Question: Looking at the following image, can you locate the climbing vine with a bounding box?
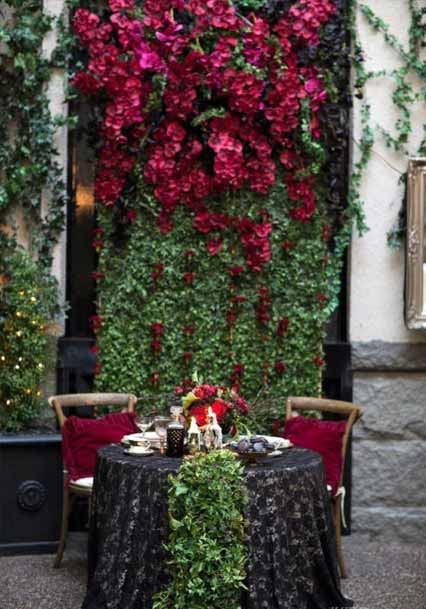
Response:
[349,0,426,248]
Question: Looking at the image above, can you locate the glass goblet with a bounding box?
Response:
[136,416,153,442]
[154,417,170,455]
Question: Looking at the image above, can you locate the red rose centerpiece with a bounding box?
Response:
[180,383,249,433]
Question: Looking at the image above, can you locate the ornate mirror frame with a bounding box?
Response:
[406,158,426,329]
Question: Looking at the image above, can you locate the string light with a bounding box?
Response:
[0,355,5,361]
[16,330,22,337]
[15,364,20,370]
[16,311,22,318]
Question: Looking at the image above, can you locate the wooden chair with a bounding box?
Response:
[49,392,137,568]
[285,397,362,579]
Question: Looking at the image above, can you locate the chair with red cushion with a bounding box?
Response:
[285,396,362,579]
[49,393,138,568]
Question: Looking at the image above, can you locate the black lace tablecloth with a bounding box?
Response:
[82,445,352,609]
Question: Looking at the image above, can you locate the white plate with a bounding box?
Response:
[122,432,161,446]
[239,435,292,450]
[124,448,155,456]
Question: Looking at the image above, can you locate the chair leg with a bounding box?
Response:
[54,487,74,568]
[334,498,347,579]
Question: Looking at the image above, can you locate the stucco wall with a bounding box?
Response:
[42,0,68,314]
[351,1,426,540]
[351,0,426,344]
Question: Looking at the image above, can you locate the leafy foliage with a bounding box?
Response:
[0,1,65,430]
[96,178,331,429]
[0,239,59,431]
[153,450,247,609]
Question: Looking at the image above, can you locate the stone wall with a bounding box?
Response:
[351,1,426,541]
[351,342,426,540]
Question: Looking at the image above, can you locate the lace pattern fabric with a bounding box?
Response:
[82,445,352,609]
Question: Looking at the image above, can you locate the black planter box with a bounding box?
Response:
[0,433,62,555]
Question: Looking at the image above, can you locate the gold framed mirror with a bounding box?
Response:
[406,158,426,329]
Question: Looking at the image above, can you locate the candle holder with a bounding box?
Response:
[187,416,201,455]
[166,408,185,457]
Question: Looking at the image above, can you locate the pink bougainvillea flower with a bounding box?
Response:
[109,0,134,12]
[72,71,101,95]
[156,22,183,43]
[227,266,244,276]
[207,239,223,256]
[136,42,165,71]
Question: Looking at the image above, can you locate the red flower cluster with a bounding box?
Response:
[187,399,229,427]
[72,0,335,273]
[277,317,289,337]
[256,287,272,325]
[151,262,164,283]
[180,383,249,427]
[150,322,164,354]
[89,315,103,332]
[289,0,336,45]
[274,360,287,375]
[230,362,244,391]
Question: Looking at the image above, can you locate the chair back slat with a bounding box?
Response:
[49,393,137,429]
[285,396,362,487]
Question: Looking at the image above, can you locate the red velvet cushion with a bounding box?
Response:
[62,412,137,482]
[284,416,346,495]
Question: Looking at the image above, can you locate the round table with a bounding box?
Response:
[82,445,352,609]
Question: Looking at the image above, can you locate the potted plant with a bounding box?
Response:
[0,243,63,555]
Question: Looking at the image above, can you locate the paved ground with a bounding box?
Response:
[0,533,425,609]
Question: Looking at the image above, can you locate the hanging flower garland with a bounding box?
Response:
[72,0,335,273]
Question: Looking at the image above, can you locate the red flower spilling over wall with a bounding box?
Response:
[72,0,335,273]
